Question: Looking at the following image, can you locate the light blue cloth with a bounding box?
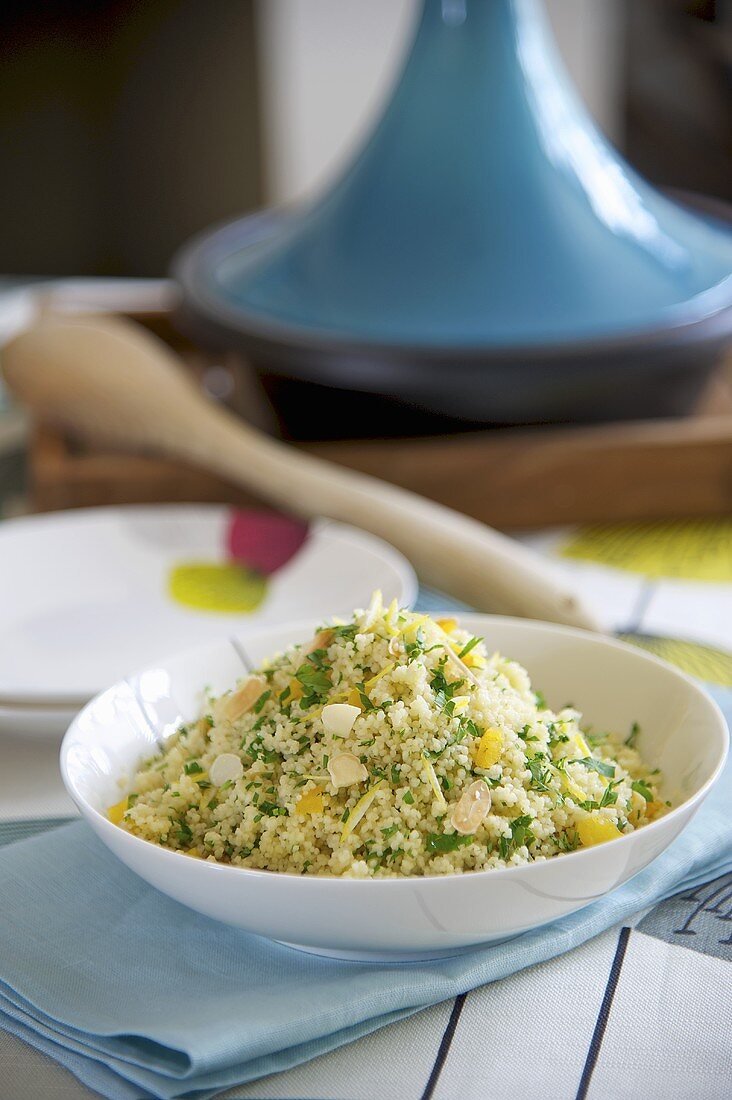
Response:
[0,676,729,1100]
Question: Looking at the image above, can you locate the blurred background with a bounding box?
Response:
[1,0,729,277]
[0,0,730,526]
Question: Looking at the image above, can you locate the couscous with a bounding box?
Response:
[111,595,668,877]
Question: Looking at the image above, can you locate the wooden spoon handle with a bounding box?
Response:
[2,314,600,629]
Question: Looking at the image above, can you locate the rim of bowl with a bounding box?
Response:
[60,614,730,887]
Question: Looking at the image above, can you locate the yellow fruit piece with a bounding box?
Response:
[463,652,486,670]
[296,789,325,815]
[107,797,128,825]
[289,678,304,702]
[347,688,363,710]
[185,847,201,858]
[473,728,503,769]
[646,800,664,820]
[437,618,458,634]
[578,816,623,847]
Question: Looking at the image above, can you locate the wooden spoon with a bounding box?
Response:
[2,313,600,629]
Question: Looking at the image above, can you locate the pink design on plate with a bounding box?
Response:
[226,510,310,576]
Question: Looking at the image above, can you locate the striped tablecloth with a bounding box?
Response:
[2,522,731,1099]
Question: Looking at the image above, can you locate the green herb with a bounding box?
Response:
[526,755,552,792]
[253,689,271,714]
[625,721,641,748]
[425,832,474,853]
[403,791,415,805]
[381,824,399,839]
[631,779,654,802]
[390,765,400,784]
[196,779,211,790]
[219,779,234,792]
[573,756,616,779]
[555,829,580,853]
[457,635,483,660]
[279,685,291,703]
[499,815,535,860]
[323,754,330,769]
[586,730,608,748]
[534,690,547,709]
[259,801,287,817]
[598,780,621,808]
[341,807,350,822]
[203,714,214,728]
[405,626,425,660]
[183,760,203,775]
[440,774,453,792]
[175,821,193,846]
[295,661,331,706]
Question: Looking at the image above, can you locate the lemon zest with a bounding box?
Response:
[422,755,447,807]
[365,662,395,690]
[340,780,386,843]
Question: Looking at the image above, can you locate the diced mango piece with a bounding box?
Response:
[473,728,503,769]
[107,797,128,825]
[289,677,304,702]
[346,687,363,711]
[296,789,325,815]
[577,816,623,847]
[646,800,664,820]
[437,618,458,634]
[463,652,486,670]
[185,847,201,858]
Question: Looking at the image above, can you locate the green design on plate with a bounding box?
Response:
[169,562,267,613]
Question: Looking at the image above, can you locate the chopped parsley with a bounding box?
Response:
[402,790,415,805]
[625,721,641,748]
[259,801,287,817]
[253,689,271,714]
[526,754,553,792]
[457,635,483,660]
[381,824,399,839]
[631,778,654,802]
[572,756,616,780]
[425,832,473,853]
[183,760,203,775]
[499,815,535,860]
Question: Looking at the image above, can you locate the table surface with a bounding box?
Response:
[2,523,732,1099]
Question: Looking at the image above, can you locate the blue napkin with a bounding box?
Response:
[1,690,730,1100]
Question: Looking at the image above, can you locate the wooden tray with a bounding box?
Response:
[29,313,732,530]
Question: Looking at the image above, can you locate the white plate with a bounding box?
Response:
[0,504,416,713]
[61,614,728,960]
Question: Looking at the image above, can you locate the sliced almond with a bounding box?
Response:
[303,628,335,657]
[450,780,492,835]
[217,675,268,723]
[322,703,360,737]
[209,752,244,787]
[327,751,368,788]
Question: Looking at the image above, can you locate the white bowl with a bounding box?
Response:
[61,615,728,960]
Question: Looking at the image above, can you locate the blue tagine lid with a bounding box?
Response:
[175,0,732,424]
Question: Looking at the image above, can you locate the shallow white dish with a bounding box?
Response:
[0,504,416,730]
[61,615,728,960]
